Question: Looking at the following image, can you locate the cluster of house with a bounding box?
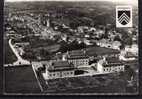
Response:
[32,47,126,80]
[97,39,121,50]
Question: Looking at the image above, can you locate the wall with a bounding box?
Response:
[68,58,89,67]
[46,70,74,79]
[103,65,125,73]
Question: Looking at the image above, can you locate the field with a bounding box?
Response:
[4,38,17,64]
[4,63,138,94]
[4,65,41,94]
[37,70,138,94]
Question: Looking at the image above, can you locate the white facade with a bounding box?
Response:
[46,70,75,79]
[46,19,50,27]
[32,62,43,70]
[68,58,89,67]
[97,59,125,73]
[32,61,49,70]
[97,60,104,73]
[103,65,124,73]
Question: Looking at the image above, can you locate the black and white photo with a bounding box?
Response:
[3,0,138,95]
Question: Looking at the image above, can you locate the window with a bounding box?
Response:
[67,72,69,75]
[120,67,124,71]
[64,72,67,76]
[53,73,55,76]
[57,73,60,76]
[104,69,106,71]
[118,67,121,70]
[70,71,73,74]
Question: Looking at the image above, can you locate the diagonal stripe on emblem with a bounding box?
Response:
[119,17,129,23]
[119,16,129,24]
[119,15,129,23]
[118,13,130,20]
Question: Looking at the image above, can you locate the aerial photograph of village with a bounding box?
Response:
[3,0,138,95]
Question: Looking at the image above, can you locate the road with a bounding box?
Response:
[31,64,44,92]
[9,39,30,65]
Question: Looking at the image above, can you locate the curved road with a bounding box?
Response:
[9,39,30,65]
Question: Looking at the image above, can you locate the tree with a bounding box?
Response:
[124,36,132,45]
[119,42,125,50]
[114,35,121,41]
[22,51,36,60]
[40,48,50,58]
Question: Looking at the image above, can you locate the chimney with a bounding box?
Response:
[62,54,67,61]
[103,56,106,62]
[83,50,86,54]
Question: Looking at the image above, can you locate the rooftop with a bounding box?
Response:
[103,57,124,67]
[48,61,75,72]
[103,63,124,67]
[125,52,137,58]
[67,55,89,59]
[85,46,120,56]
[68,50,86,56]
[67,50,89,59]
[62,46,120,60]
[106,57,123,64]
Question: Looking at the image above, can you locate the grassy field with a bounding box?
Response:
[4,65,138,94]
[41,71,138,94]
[4,65,41,94]
[44,74,127,94]
[4,38,17,64]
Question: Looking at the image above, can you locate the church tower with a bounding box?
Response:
[46,14,50,27]
[46,19,50,27]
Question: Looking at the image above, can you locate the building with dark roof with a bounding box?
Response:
[124,52,137,59]
[46,61,76,79]
[85,46,120,58]
[59,46,120,67]
[62,50,90,67]
[97,57,125,73]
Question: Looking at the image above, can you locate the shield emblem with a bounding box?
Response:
[118,11,130,25]
[116,6,132,27]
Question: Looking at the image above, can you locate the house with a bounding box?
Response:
[97,57,125,73]
[97,39,121,50]
[32,61,50,70]
[119,51,137,61]
[96,30,104,38]
[45,61,75,79]
[89,27,96,32]
[124,52,137,60]
[125,44,138,56]
[83,39,93,45]
[112,41,121,50]
[77,26,89,33]
[97,39,109,47]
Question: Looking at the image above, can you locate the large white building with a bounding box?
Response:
[45,61,75,79]
[62,50,90,67]
[97,57,125,73]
